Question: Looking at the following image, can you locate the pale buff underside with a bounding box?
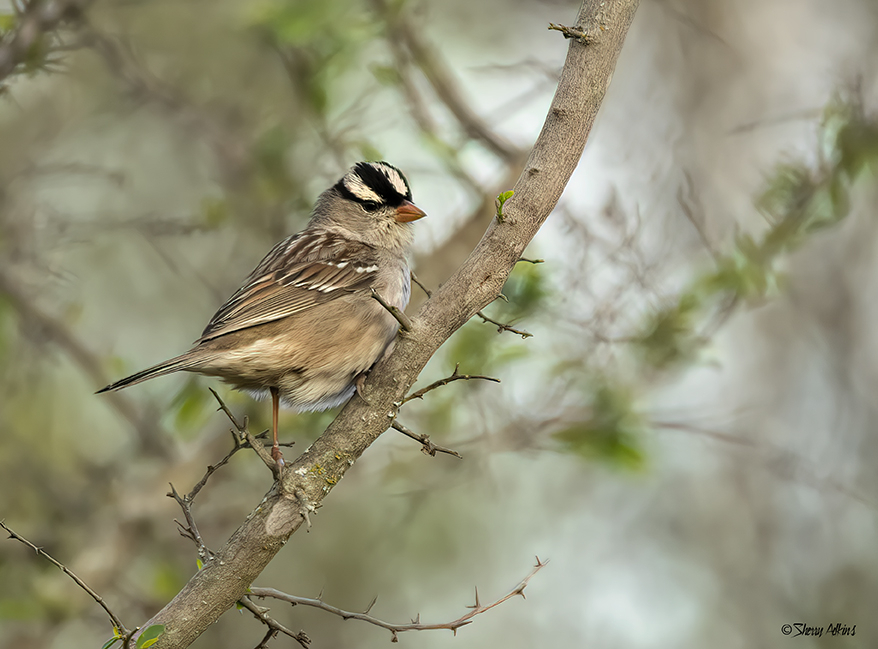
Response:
[194,294,398,411]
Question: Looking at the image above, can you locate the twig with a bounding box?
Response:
[0,268,172,458]
[391,421,462,459]
[401,364,499,405]
[0,0,92,84]
[412,272,532,338]
[475,311,533,338]
[517,257,544,264]
[249,558,548,641]
[410,270,432,298]
[548,22,593,44]
[253,628,277,649]
[168,483,212,562]
[371,0,521,163]
[209,388,283,479]
[237,597,310,649]
[677,171,719,261]
[0,520,131,638]
[371,288,413,332]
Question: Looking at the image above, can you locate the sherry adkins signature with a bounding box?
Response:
[781,623,856,637]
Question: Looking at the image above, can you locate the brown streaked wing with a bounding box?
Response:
[197,232,378,342]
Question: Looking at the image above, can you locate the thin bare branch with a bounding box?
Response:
[391,421,462,459]
[371,288,413,332]
[208,388,282,478]
[410,270,432,298]
[237,597,310,649]
[413,271,533,338]
[475,310,533,338]
[0,520,129,635]
[371,0,522,163]
[401,364,500,405]
[0,268,172,458]
[249,558,547,641]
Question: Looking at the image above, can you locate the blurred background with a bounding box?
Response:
[1,0,877,647]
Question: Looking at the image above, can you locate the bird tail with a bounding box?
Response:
[96,351,207,393]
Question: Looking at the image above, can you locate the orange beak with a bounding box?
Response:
[395,200,427,223]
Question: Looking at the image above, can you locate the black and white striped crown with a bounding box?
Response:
[335,161,412,209]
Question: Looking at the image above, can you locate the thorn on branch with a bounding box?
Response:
[248,558,547,641]
[391,421,462,459]
[0,520,130,637]
[475,310,533,338]
[401,363,500,405]
[371,288,413,332]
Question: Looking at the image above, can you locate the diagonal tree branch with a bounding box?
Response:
[138,1,640,645]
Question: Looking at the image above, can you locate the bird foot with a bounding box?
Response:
[271,444,286,471]
[355,373,370,403]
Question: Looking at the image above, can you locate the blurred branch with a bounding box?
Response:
[79,26,250,185]
[136,1,640,644]
[0,267,172,458]
[370,0,522,163]
[0,520,134,644]
[0,0,91,84]
[391,420,462,459]
[249,557,547,642]
[401,363,499,405]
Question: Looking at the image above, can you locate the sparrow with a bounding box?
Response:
[98,161,426,467]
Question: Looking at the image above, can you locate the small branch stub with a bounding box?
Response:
[371,288,413,332]
[548,22,594,44]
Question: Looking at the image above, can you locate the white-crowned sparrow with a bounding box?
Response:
[98,161,426,466]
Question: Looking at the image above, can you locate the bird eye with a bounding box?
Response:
[362,200,380,212]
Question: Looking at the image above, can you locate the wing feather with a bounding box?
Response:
[197,230,378,342]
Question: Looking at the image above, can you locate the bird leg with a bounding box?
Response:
[270,386,285,469]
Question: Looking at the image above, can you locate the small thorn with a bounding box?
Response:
[364,595,378,614]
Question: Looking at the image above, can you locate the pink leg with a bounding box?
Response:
[270,387,284,468]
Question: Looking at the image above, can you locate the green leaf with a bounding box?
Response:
[369,64,401,86]
[196,558,203,571]
[495,189,514,220]
[553,382,645,469]
[0,13,16,33]
[136,625,165,649]
[100,636,122,649]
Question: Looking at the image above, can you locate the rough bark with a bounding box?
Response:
[142,0,641,645]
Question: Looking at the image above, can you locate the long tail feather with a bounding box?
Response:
[96,351,205,393]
